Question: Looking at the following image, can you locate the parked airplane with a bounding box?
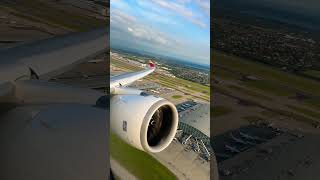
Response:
[230,132,247,145]
[230,132,256,146]
[110,62,178,153]
[225,144,241,153]
[239,130,268,142]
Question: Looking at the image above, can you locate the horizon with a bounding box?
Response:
[110,0,210,65]
[111,46,210,68]
[216,0,320,31]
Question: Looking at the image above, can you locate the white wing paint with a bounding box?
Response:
[110,61,155,92]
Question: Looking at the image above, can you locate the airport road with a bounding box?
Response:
[110,158,137,180]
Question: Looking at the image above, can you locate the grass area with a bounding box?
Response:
[212,84,232,95]
[278,109,319,125]
[242,115,263,124]
[304,98,320,109]
[260,106,320,126]
[228,85,273,100]
[111,59,142,71]
[214,51,320,125]
[112,59,210,101]
[179,87,196,95]
[214,84,318,125]
[301,70,320,79]
[241,80,294,97]
[171,95,183,99]
[1,1,106,31]
[213,51,320,96]
[200,94,210,100]
[110,133,177,180]
[153,77,210,101]
[211,106,233,117]
[248,109,319,126]
[286,105,320,120]
[260,110,279,118]
[155,75,210,94]
[214,67,239,80]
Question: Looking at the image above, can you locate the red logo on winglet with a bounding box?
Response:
[149,61,155,68]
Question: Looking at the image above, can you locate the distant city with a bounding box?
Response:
[214,14,320,75]
[112,48,210,85]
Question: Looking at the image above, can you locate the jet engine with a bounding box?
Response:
[110,94,178,153]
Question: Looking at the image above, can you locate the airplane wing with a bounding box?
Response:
[0,28,110,180]
[110,61,155,91]
[0,27,108,82]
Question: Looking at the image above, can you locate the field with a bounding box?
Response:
[301,70,320,79]
[172,95,183,99]
[212,105,233,117]
[110,133,177,180]
[0,0,106,31]
[227,85,273,101]
[286,105,320,120]
[111,57,210,101]
[213,50,320,129]
[214,51,320,97]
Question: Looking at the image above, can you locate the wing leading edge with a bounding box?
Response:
[110,61,155,91]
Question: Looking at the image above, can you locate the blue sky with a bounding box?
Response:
[110,0,210,65]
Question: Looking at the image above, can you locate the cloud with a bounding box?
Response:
[111,0,210,64]
[111,9,174,46]
[138,7,178,25]
[150,0,193,18]
[188,18,207,28]
[137,0,209,28]
[110,0,130,10]
[195,0,210,15]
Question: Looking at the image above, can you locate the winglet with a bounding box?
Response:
[149,60,155,69]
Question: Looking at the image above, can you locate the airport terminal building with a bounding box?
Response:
[176,101,211,160]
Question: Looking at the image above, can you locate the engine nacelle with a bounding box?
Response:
[110,94,178,153]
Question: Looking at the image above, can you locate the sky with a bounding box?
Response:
[110,0,210,65]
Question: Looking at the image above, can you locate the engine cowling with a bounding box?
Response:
[110,94,178,153]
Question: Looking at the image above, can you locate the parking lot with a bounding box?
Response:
[212,125,281,163]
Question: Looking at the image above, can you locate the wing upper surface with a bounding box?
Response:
[110,67,154,90]
[0,28,109,80]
